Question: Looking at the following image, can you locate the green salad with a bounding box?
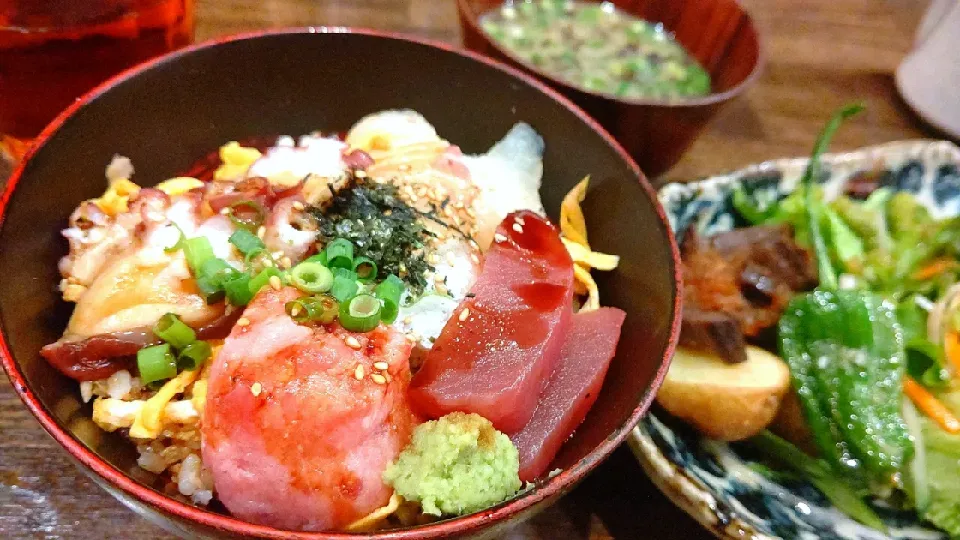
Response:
[671,104,960,536]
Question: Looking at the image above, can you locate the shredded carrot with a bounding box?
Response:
[912,258,958,281]
[904,376,960,434]
[945,331,960,375]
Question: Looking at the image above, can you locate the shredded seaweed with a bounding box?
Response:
[312,180,433,294]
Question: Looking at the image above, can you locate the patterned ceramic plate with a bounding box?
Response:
[628,140,960,540]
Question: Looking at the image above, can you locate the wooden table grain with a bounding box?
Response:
[0,0,944,538]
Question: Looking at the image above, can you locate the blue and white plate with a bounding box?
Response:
[629,140,960,540]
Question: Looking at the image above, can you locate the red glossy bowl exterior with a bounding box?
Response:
[0,29,681,538]
[458,0,764,178]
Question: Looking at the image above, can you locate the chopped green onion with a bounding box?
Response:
[195,257,234,304]
[153,313,196,349]
[183,236,215,274]
[222,272,254,306]
[374,274,404,323]
[285,295,339,324]
[305,250,328,266]
[137,344,177,385]
[165,225,186,253]
[248,267,283,297]
[290,262,334,293]
[330,272,359,302]
[339,294,382,332]
[229,229,265,257]
[177,340,212,371]
[352,257,378,282]
[325,238,355,270]
[227,200,266,231]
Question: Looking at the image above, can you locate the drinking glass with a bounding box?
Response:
[0,0,195,164]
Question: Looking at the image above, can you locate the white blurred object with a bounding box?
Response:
[895,0,960,139]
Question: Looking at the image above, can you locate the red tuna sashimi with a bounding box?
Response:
[202,287,421,531]
[511,307,626,481]
[409,210,574,432]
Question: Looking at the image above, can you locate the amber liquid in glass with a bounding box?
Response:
[0,0,194,159]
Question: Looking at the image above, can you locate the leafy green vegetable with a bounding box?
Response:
[777,103,914,493]
[897,299,951,389]
[824,206,865,272]
[830,189,892,252]
[915,407,960,536]
[780,290,912,488]
[750,431,887,531]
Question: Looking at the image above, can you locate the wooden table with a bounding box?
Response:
[0,0,943,538]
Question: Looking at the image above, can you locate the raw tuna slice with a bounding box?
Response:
[409,210,574,432]
[511,307,626,481]
[202,286,421,531]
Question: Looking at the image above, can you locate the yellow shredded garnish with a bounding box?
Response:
[560,176,590,246]
[573,264,601,311]
[213,141,262,181]
[346,493,403,532]
[559,176,618,311]
[156,176,204,196]
[561,238,620,271]
[129,368,199,439]
[93,178,141,216]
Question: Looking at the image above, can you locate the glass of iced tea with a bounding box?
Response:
[0,0,195,164]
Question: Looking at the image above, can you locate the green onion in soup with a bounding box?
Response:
[480,1,712,100]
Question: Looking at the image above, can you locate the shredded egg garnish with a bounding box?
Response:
[128,368,200,439]
[560,177,619,311]
[213,141,262,181]
[93,178,141,216]
[156,176,204,197]
[346,493,403,532]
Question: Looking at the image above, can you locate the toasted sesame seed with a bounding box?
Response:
[355,170,368,178]
[257,226,266,239]
[406,334,418,343]
[434,273,445,283]
[494,233,507,243]
[290,305,301,317]
[345,336,361,349]
[292,201,305,211]
[251,382,262,396]
[272,250,284,259]
[219,208,231,215]
[371,373,387,385]
[403,316,413,325]
[428,254,439,265]
[373,361,389,371]
[354,364,365,380]
[512,223,523,233]
[459,308,470,322]
[280,256,293,269]
[384,209,393,217]
[516,216,526,226]
[263,259,275,268]
[409,194,419,203]
[269,275,282,290]
[471,253,480,264]
[446,252,457,265]
[236,317,250,327]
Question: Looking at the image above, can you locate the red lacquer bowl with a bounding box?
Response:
[458,0,764,178]
[0,29,681,538]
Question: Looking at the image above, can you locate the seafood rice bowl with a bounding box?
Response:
[41,109,629,532]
